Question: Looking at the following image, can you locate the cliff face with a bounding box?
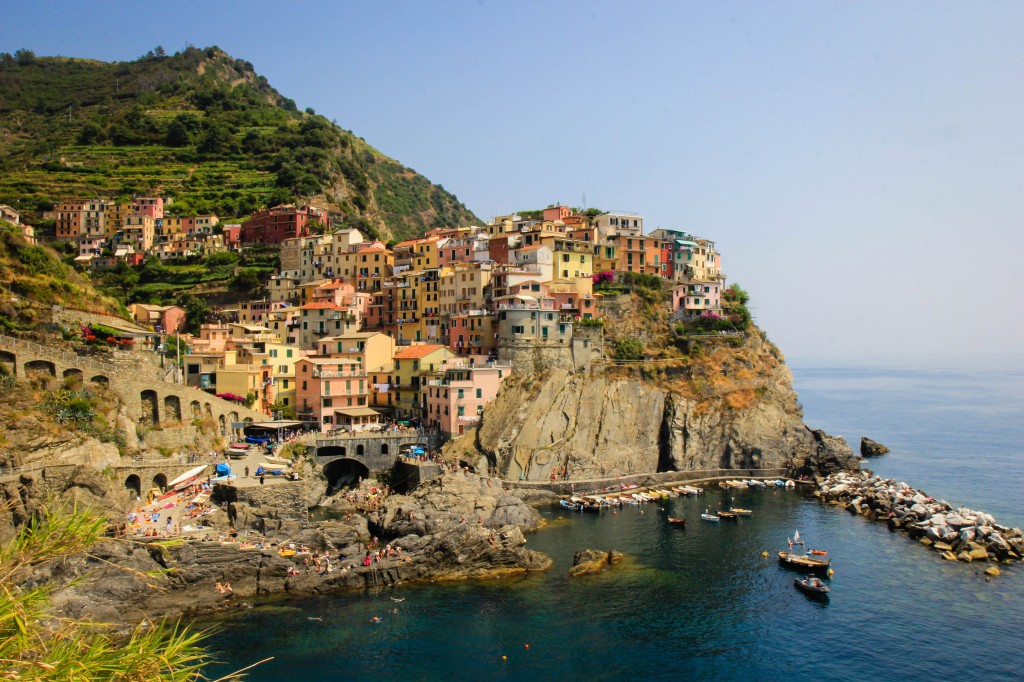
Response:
[478,331,856,480]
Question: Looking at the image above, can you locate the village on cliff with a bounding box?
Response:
[19,198,731,437]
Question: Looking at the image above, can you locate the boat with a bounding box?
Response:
[778,551,831,575]
[278,548,296,557]
[228,442,251,450]
[731,508,753,516]
[667,517,687,528]
[225,447,249,459]
[794,576,830,600]
[808,549,828,556]
[717,510,738,520]
[701,510,720,522]
[560,499,582,511]
[264,456,292,466]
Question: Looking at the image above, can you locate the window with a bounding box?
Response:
[458,389,464,399]
[457,406,465,416]
[323,398,333,407]
[476,388,482,399]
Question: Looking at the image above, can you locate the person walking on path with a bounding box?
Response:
[244,466,250,478]
[259,473,265,485]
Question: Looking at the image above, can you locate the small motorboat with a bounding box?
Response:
[560,499,582,511]
[701,510,720,522]
[667,517,687,528]
[731,508,753,516]
[794,576,830,599]
[778,551,831,575]
[717,510,738,520]
[808,549,828,556]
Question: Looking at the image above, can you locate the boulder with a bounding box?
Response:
[940,551,957,561]
[985,566,1001,577]
[860,437,890,457]
[568,549,624,577]
[958,552,973,562]
[933,541,953,552]
[968,548,989,561]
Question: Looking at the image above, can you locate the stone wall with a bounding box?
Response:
[50,306,140,333]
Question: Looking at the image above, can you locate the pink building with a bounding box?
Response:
[295,357,379,431]
[671,281,723,317]
[542,205,572,222]
[131,197,164,219]
[424,360,511,436]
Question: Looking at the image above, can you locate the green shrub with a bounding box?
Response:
[614,338,645,361]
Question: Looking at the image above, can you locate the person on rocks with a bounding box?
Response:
[245,466,250,478]
[260,473,265,485]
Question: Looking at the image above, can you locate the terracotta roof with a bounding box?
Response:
[393,344,447,359]
[299,302,345,310]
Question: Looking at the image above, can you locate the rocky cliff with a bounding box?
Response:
[478,330,856,480]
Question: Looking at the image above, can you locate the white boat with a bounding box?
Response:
[167,465,207,488]
[701,509,720,522]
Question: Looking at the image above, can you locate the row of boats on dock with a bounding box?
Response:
[559,484,706,511]
[720,479,795,489]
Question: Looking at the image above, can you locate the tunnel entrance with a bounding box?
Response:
[322,458,370,492]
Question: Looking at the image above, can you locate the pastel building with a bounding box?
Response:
[424,360,512,436]
[295,357,379,431]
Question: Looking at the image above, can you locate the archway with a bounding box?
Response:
[25,359,55,377]
[89,374,109,387]
[163,395,182,422]
[152,472,168,491]
[356,444,365,457]
[0,350,15,376]
[218,414,226,434]
[62,368,84,385]
[322,458,370,492]
[204,403,213,419]
[318,445,347,459]
[190,400,202,418]
[124,474,141,498]
[381,444,389,455]
[141,390,160,424]
[228,411,239,423]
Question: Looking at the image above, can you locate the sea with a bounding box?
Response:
[205,363,1024,681]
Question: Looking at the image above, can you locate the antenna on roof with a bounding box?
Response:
[582,194,587,211]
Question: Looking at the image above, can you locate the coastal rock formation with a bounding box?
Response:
[569,549,624,576]
[860,437,890,457]
[45,470,549,623]
[816,471,1024,565]
[479,332,858,481]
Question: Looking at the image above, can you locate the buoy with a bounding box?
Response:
[827,568,834,577]
[502,655,507,661]
[761,551,768,558]
[524,644,530,649]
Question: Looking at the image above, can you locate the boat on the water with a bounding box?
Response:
[717,510,738,520]
[794,576,830,599]
[731,508,753,516]
[808,549,828,556]
[778,551,831,575]
[667,517,687,528]
[560,499,582,511]
[701,509,720,522]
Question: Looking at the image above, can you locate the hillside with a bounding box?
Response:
[0,220,123,330]
[0,47,479,241]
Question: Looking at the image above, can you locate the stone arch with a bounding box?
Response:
[318,445,348,459]
[218,414,226,434]
[62,367,84,384]
[0,350,15,376]
[204,403,213,419]
[190,400,202,418]
[322,458,369,492]
[244,417,254,425]
[163,395,182,423]
[89,374,109,387]
[124,474,141,498]
[25,359,55,377]
[228,411,239,424]
[152,472,168,491]
[141,390,160,424]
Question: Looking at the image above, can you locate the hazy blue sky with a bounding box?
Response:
[4,1,1023,365]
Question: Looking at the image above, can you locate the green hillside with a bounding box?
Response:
[0,47,479,241]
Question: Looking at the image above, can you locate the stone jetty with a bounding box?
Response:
[816,471,1023,565]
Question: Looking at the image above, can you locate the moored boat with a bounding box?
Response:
[717,510,738,520]
[701,509,720,522]
[667,517,687,528]
[731,508,753,516]
[560,499,582,511]
[778,551,831,575]
[794,576,830,600]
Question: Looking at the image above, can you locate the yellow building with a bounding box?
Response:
[550,238,594,281]
[264,342,303,417]
[389,344,455,421]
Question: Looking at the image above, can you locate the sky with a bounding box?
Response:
[3,1,1023,366]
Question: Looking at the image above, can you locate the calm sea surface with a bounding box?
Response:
[206,365,1024,681]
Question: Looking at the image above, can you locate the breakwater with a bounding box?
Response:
[816,470,1024,567]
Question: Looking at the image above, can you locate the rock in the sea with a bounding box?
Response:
[860,437,890,457]
[569,549,624,577]
[985,566,1001,577]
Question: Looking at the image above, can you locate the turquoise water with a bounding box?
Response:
[206,366,1024,681]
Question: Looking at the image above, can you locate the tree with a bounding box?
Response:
[165,120,192,147]
[0,501,222,680]
[14,48,35,66]
[231,269,262,294]
[78,121,105,145]
[613,338,645,361]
